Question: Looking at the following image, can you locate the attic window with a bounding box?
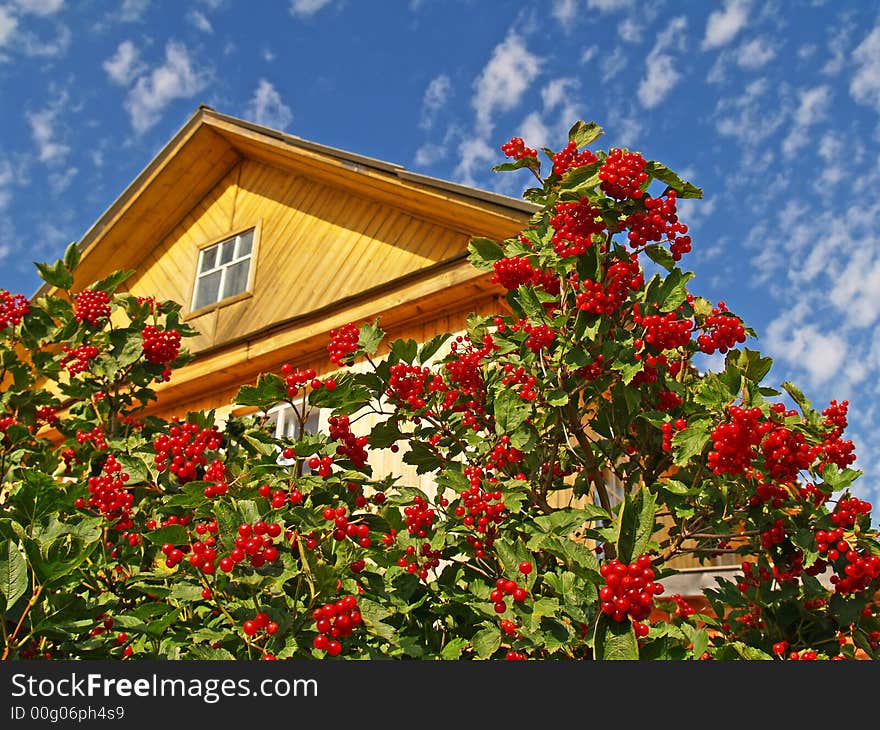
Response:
[191,227,255,311]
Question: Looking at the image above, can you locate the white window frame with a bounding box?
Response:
[264,403,321,468]
[190,224,259,313]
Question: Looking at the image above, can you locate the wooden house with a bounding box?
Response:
[40,105,735,601]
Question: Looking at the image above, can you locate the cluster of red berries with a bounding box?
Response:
[219,521,283,572]
[153,421,224,482]
[490,256,558,294]
[328,414,369,469]
[821,400,857,471]
[707,406,772,476]
[656,388,683,412]
[74,289,111,326]
[35,405,58,425]
[552,140,597,177]
[258,482,290,509]
[312,595,361,656]
[327,323,360,366]
[396,541,441,580]
[633,308,693,352]
[386,362,439,411]
[599,148,647,199]
[697,302,746,354]
[279,363,336,398]
[60,344,100,376]
[661,418,687,451]
[403,495,437,538]
[75,426,108,450]
[76,453,133,530]
[141,325,181,364]
[829,496,872,529]
[307,454,334,477]
[573,257,643,315]
[599,555,664,636]
[760,425,821,483]
[625,190,691,259]
[550,198,605,258]
[0,290,30,329]
[490,571,530,614]
[485,435,524,472]
[521,320,555,352]
[242,611,279,638]
[322,504,371,546]
[501,363,538,401]
[501,136,537,161]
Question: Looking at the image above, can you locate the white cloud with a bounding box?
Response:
[638,16,687,109]
[781,85,831,158]
[187,9,213,33]
[472,32,542,137]
[103,40,144,86]
[618,17,642,43]
[48,166,77,193]
[13,0,64,15]
[289,0,333,18]
[580,45,598,64]
[118,0,149,22]
[702,0,750,50]
[27,101,69,163]
[245,79,293,130]
[125,41,210,134]
[587,0,632,10]
[413,142,447,167]
[601,45,627,84]
[850,25,880,112]
[551,0,577,24]
[419,74,451,131]
[0,8,17,47]
[715,78,787,144]
[541,77,576,113]
[736,37,776,69]
[765,319,848,388]
[453,137,496,187]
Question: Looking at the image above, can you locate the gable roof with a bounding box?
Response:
[37,105,537,298]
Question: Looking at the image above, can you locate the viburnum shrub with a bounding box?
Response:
[1,120,879,662]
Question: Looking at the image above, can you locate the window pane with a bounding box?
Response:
[224,260,250,297]
[220,238,236,265]
[199,244,218,273]
[237,229,254,258]
[193,270,221,309]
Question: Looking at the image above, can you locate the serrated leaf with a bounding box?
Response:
[358,319,385,355]
[568,120,604,149]
[615,486,656,565]
[593,613,638,660]
[402,441,443,475]
[91,269,134,294]
[644,244,675,272]
[471,626,501,659]
[143,524,189,545]
[730,641,772,660]
[467,237,505,272]
[35,259,74,290]
[440,637,469,660]
[0,540,28,612]
[671,418,712,466]
[63,241,81,271]
[187,645,235,660]
[494,387,530,434]
[646,161,702,199]
[418,333,451,364]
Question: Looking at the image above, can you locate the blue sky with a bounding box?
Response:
[1,0,879,508]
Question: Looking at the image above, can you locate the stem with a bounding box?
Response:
[1,584,42,661]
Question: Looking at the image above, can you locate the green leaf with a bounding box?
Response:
[389,338,418,364]
[0,540,28,612]
[418,333,451,364]
[568,120,604,149]
[471,626,501,659]
[671,418,712,467]
[143,524,189,545]
[63,241,81,271]
[440,637,469,660]
[493,387,530,434]
[467,237,505,272]
[615,486,656,565]
[187,645,235,660]
[358,319,385,355]
[91,269,134,294]
[593,613,638,660]
[781,381,813,414]
[644,244,675,272]
[730,642,772,660]
[645,161,702,199]
[235,373,287,409]
[402,441,443,475]
[35,259,74,290]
